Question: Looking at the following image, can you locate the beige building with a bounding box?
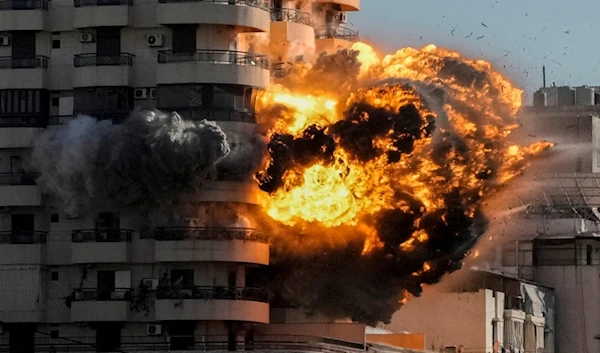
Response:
[0,0,361,352]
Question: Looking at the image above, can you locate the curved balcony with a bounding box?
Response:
[71,229,133,264]
[0,231,46,265]
[0,56,48,89]
[156,50,269,88]
[0,172,41,207]
[315,25,359,41]
[153,227,269,264]
[0,0,48,31]
[71,288,131,322]
[73,53,134,87]
[155,286,269,323]
[157,0,270,32]
[270,8,311,26]
[314,0,360,11]
[73,0,132,28]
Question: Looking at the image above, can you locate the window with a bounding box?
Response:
[168,322,194,350]
[51,40,60,49]
[586,244,593,265]
[95,213,120,241]
[156,84,202,110]
[50,213,59,223]
[96,28,121,57]
[8,324,34,353]
[11,31,36,59]
[73,87,133,118]
[0,89,49,117]
[11,214,34,243]
[51,271,59,281]
[96,324,121,352]
[170,269,194,287]
[51,97,59,107]
[50,330,59,339]
[97,271,116,300]
[172,25,196,53]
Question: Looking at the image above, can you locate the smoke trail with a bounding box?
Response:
[30,110,230,217]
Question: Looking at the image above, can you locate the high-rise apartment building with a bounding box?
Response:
[0,0,360,352]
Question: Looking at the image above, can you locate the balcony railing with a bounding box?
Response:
[0,55,48,69]
[152,227,268,243]
[72,288,131,301]
[0,115,48,127]
[270,8,311,26]
[157,49,269,69]
[73,53,134,67]
[0,0,48,10]
[0,172,38,185]
[156,286,269,302]
[157,0,270,10]
[0,231,46,244]
[71,229,133,243]
[74,0,131,7]
[0,335,366,353]
[48,115,75,125]
[315,25,359,41]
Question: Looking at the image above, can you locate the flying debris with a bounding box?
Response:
[256,44,553,324]
[481,22,488,28]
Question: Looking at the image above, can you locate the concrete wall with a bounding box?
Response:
[384,289,490,352]
[260,323,366,344]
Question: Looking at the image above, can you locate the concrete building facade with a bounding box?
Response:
[0,0,362,352]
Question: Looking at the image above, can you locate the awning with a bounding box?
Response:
[522,284,545,318]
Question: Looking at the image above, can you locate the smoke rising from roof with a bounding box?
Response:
[30,110,230,217]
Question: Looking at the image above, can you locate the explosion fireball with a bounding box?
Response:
[255,43,552,324]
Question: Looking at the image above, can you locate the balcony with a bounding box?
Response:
[0,56,49,89]
[314,0,360,11]
[0,0,48,31]
[155,286,269,322]
[270,8,311,25]
[48,115,75,126]
[153,227,269,264]
[0,231,46,265]
[0,335,366,353]
[157,50,269,88]
[73,0,131,28]
[0,173,42,206]
[315,25,359,41]
[70,288,131,322]
[73,53,134,87]
[157,0,270,32]
[71,229,133,264]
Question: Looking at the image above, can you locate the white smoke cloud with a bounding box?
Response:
[30,110,230,217]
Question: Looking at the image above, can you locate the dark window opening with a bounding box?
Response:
[11,214,34,243]
[228,271,237,288]
[168,322,194,350]
[11,31,36,59]
[171,25,196,53]
[52,39,60,49]
[50,330,59,338]
[51,271,59,281]
[73,86,133,122]
[97,270,116,300]
[586,244,593,265]
[50,213,59,223]
[96,27,121,57]
[51,97,59,107]
[95,212,120,241]
[170,269,194,287]
[0,89,49,124]
[8,324,34,353]
[95,323,121,352]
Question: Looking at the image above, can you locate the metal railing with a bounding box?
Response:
[74,0,131,7]
[157,49,269,69]
[71,229,133,242]
[73,53,134,67]
[0,55,48,69]
[270,8,311,26]
[0,335,365,353]
[0,0,48,10]
[72,288,131,301]
[48,115,75,125]
[0,115,48,127]
[315,25,359,41]
[156,286,269,302]
[152,226,268,243]
[0,231,46,244]
[157,0,270,10]
[0,172,38,185]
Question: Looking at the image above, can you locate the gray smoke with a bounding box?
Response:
[30,110,230,217]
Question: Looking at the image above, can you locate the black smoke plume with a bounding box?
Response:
[31,110,230,217]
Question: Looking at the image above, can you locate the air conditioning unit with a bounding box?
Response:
[0,35,11,46]
[134,88,148,100]
[147,324,162,336]
[142,278,159,290]
[149,88,157,100]
[80,32,95,43]
[146,34,163,47]
[338,12,348,24]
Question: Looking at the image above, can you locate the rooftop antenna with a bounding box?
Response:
[542,65,546,88]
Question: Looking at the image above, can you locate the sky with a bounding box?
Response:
[350,0,600,103]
